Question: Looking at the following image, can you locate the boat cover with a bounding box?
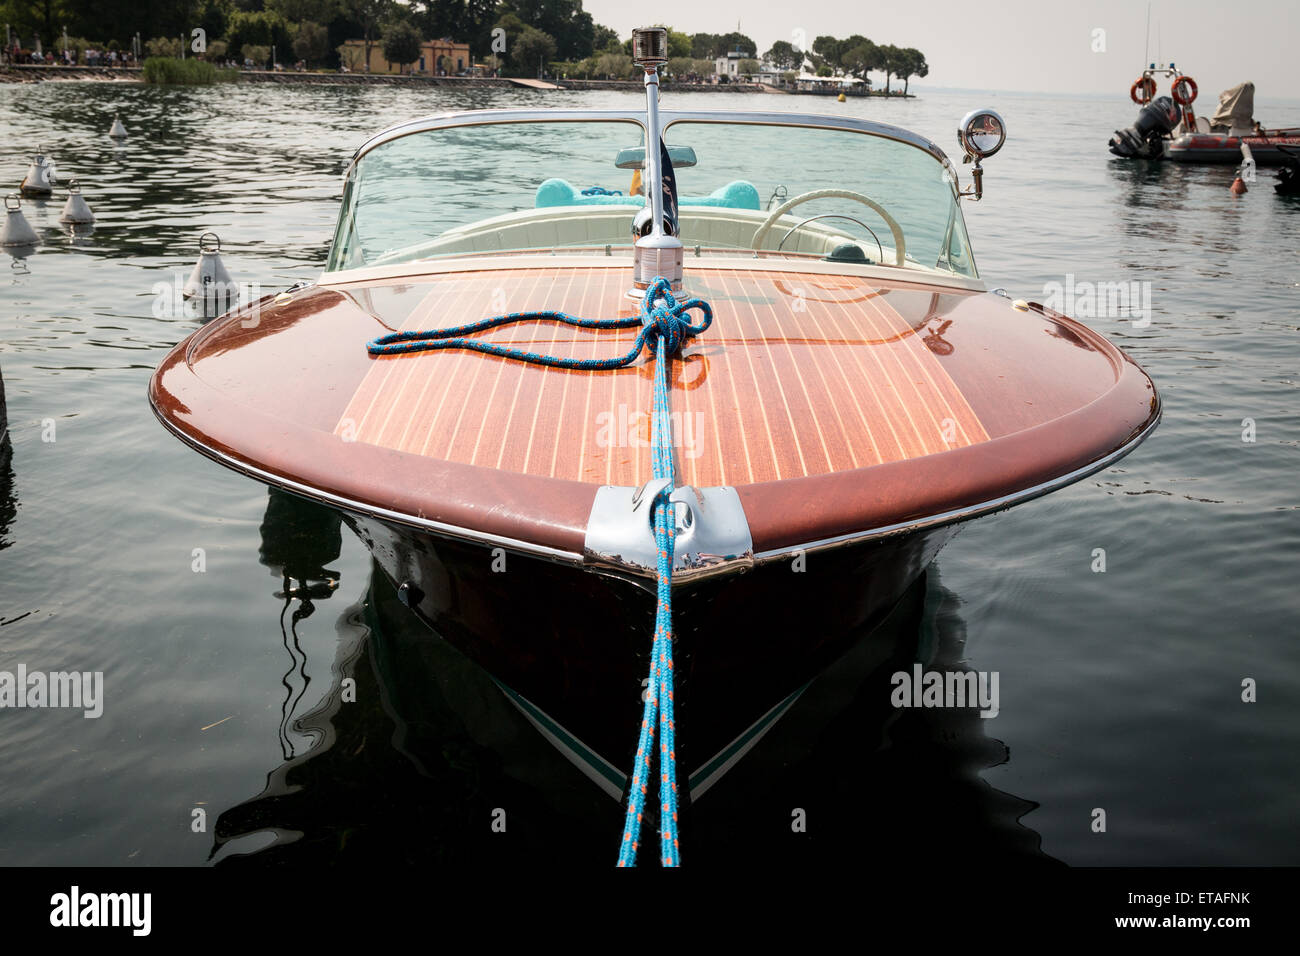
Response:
[1210,82,1255,133]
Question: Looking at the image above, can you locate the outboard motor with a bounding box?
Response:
[1109,96,1182,159]
[1275,146,1300,196]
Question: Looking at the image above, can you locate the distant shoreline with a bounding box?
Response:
[0,64,914,96]
[0,65,143,83]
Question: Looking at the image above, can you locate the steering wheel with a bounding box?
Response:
[751,188,906,265]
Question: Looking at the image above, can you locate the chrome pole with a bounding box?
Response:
[630,27,683,293]
[634,28,668,237]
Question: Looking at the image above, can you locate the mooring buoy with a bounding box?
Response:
[109,115,128,139]
[58,179,95,225]
[183,232,239,317]
[1,194,40,248]
[19,150,57,198]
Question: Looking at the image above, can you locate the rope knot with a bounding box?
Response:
[640,276,712,359]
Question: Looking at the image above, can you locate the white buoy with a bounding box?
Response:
[19,149,57,198]
[1,194,40,248]
[109,115,128,139]
[58,179,95,225]
[183,232,239,317]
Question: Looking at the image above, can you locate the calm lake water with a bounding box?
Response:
[1,81,1297,868]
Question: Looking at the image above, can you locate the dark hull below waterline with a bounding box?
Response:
[347,511,958,794]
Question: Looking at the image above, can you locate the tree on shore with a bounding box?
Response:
[243,44,271,68]
[811,35,844,74]
[808,32,929,93]
[897,47,928,94]
[689,31,755,59]
[343,0,392,71]
[594,51,632,79]
[498,0,592,61]
[510,24,556,78]
[145,37,183,59]
[293,22,330,67]
[764,40,801,72]
[839,37,877,83]
[592,23,619,52]
[382,20,422,72]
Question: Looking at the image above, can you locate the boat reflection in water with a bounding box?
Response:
[0,365,15,552]
[211,490,1056,866]
[257,488,343,760]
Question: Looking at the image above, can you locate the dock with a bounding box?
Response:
[508,77,562,90]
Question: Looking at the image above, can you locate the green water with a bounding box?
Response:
[1,82,1298,866]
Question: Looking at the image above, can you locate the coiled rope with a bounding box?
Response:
[366,276,711,866]
[367,276,710,372]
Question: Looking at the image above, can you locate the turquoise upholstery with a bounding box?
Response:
[535,178,761,211]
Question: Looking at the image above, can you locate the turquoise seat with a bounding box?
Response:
[535,179,761,210]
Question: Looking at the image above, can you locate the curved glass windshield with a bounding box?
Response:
[327,117,976,278]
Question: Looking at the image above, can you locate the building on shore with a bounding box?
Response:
[340,38,470,76]
[793,73,870,96]
[713,49,751,81]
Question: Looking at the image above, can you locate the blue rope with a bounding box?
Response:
[366,277,711,371]
[616,322,681,868]
[365,276,703,867]
[581,186,622,195]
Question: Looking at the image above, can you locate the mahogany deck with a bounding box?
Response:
[335,268,990,488]
[152,260,1158,557]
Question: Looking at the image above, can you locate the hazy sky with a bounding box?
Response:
[583,0,1298,96]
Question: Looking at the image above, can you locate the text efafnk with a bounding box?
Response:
[890,664,999,718]
[0,666,103,718]
[50,886,151,936]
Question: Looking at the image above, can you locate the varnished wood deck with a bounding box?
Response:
[335,268,989,487]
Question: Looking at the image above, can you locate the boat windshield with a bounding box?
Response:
[327,115,977,278]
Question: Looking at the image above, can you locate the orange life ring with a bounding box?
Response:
[1172,75,1198,105]
[1130,76,1156,105]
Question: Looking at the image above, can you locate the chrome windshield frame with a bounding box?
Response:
[332,108,974,278]
[345,108,955,175]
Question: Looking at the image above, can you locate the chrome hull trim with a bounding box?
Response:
[150,388,1160,583]
[148,401,586,568]
[753,407,1163,564]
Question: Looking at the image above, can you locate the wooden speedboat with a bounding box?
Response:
[151,30,1160,837]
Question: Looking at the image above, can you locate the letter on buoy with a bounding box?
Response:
[58,180,95,225]
[183,232,239,318]
[1,194,40,249]
[20,150,56,198]
[109,116,128,139]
